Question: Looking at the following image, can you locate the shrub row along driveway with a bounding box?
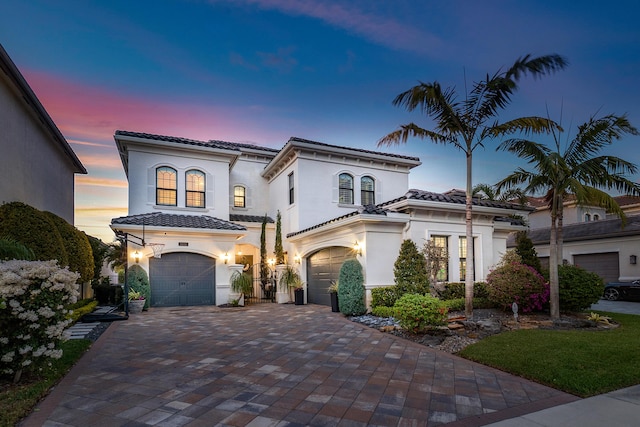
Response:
[22,304,576,427]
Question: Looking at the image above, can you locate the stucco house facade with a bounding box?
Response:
[111,131,530,308]
[0,44,86,223]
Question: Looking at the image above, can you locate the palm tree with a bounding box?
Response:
[472,183,528,205]
[378,54,567,318]
[496,113,640,319]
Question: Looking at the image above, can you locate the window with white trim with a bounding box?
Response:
[339,173,354,204]
[156,166,177,206]
[186,169,205,208]
[234,185,246,208]
[433,236,449,281]
[288,172,294,204]
[361,176,375,205]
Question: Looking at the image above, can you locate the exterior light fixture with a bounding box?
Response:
[132,250,141,264]
[353,241,362,256]
[294,254,301,264]
[222,253,230,264]
[631,255,637,265]
[267,258,276,266]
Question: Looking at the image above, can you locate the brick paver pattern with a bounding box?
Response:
[23,304,576,427]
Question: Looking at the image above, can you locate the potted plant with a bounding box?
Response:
[328,280,339,312]
[128,289,145,314]
[230,270,253,306]
[279,266,304,304]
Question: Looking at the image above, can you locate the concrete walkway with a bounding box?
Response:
[21,304,578,427]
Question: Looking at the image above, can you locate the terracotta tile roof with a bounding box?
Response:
[287,204,388,238]
[385,189,534,211]
[111,212,246,231]
[115,130,279,153]
[614,195,640,207]
[229,214,274,223]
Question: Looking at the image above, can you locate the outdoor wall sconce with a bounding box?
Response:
[353,241,362,256]
[132,250,141,264]
[222,253,230,264]
[294,254,301,264]
[631,255,637,265]
[267,258,276,266]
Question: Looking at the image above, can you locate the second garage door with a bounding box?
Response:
[307,246,356,306]
[149,252,216,307]
[573,252,620,284]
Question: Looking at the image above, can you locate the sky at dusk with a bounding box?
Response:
[2,0,639,243]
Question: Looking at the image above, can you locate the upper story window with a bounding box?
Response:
[156,166,177,206]
[234,185,246,208]
[339,173,354,204]
[186,170,205,208]
[288,172,294,205]
[361,176,375,205]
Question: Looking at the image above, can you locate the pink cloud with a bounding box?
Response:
[76,176,128,188]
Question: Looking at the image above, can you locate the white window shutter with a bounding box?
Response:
[332,173,339,203]
[245,186,252,208]
[148,168,156,204]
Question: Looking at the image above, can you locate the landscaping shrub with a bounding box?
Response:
[438,282,489,300]
[442,297,494,312]
[514,231,542,273]
[66,300,98,323]
[371,306,396,318]
[371,286,401,308]
[558,264,604,312]
[0,202,68,266]
[0,259,79,383]
[43,211,94,283]
[337,259,366,316]
[0,237,35,261]
[393,294,448,333]
[394,239,430,295]
[127,265,150,309]
[486,262,549,312]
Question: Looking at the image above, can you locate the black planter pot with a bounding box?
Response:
[294,288,304,305]
[330,292,339,312]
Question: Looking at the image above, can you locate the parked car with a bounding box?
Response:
[603,280,640,301]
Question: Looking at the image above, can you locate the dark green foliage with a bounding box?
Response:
[274,211,284,265]
[230,271,253,295]
[558,264,604,312]
[438,282,489,300]
[87,234,110,282]
[0,237,35,260]
[127,264,150,309]
[442,297,494,312]
[371,306,396,318]
[515,231,542,273]
[43,212,94,283]
[394,240,429,292]
[371,286,401,308]
[337,259,366,316]
[393,294,448,333]
[260,214,269,286]
[0,202,68,265]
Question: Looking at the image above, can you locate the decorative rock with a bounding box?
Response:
[448,323,465,330]
[476,318,502,336]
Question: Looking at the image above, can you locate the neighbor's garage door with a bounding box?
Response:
[149,252,215,307]
[307,246,356,306]
[573,252,620,284]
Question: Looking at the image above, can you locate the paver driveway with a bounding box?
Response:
[22,304,577,426]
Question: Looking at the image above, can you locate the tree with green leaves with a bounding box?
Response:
[497,113,640,318]
[472,183,528,206]
[394,239,429,294]
[274,210,284,265]
[514,231,542,273]
[378,54,568,318]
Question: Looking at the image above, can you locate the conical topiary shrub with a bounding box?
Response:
[127,264,151,309]
[337,259,366,316]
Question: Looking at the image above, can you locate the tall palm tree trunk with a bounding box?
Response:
[549,192,560,319]
[465,151,474,318]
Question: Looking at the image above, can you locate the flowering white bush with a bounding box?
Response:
[0,260,79,382]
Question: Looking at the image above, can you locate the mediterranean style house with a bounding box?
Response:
[0,44,86,223]
[110,130,530,308]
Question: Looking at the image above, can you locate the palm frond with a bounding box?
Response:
[504,54,569,81]
[490,117,562,137]
[566,114,639,164]
[377,123,452,147]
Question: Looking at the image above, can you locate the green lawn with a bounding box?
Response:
[459,311,640,397]
[0,339,92,427]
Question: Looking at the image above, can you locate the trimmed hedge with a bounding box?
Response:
[337,259,366,316]
[371,286,401,308]
[558,264,605,312]
[394,239,430,294]
[371,306,396,318]
[43,211,94,283]
[393,294,448,333]
[438,282,489,300]
[127,265,151,309]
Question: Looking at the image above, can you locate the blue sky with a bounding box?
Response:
[2,0,639,242]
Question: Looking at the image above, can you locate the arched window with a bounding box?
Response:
[234,185,246,208]
[156,166,177,206]
[585,213,591,222]
[339,173,354,204]
[361,176,375,205]
[186,170,205,208]
[593,214,600,221]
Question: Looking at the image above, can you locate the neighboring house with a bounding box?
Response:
[111,131,531,308]
[514,195,640,284]
[0,44,86,223]
[510,215,640,284]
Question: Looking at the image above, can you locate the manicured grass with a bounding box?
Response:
[0,339,91,427]
[459,311,640,397]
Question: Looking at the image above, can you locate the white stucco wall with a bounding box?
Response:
[229,154,273,218]
[126,147,231,220]
[0,73,78,223]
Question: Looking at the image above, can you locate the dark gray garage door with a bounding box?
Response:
[149,252,215,307]
[307,246,356,306]
[573,252,620,284]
